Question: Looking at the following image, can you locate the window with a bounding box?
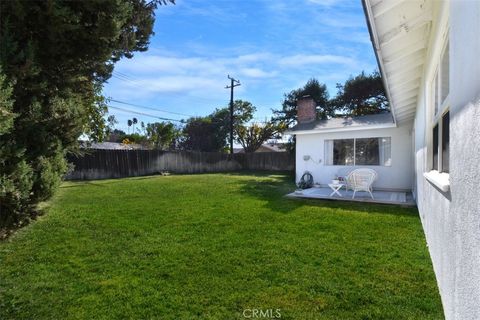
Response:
[356,138,380,165]
[325,137,391,166]
[332,139,354,165]
[432,124,439,170]
[430,40,449,173]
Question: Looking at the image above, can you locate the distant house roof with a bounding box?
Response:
[80,141,146,150]
[258,143,286,152]
[233,143,286,153]
[286,112,395,135]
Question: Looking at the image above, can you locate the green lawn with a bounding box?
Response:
[0,173,443,319]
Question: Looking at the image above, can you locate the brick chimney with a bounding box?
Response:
[297,95,316,123]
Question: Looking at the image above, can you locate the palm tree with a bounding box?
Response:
[127,119,133,134]
[132,117,138,133]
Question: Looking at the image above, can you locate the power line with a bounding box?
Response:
[108,104,274,135]
[109,99,194,117]
[108,103,237,126]
[107,105,183,122]
[109,98,270,126]
[111,71,224,104]
[115,71,137,80]
[111,74,146,89]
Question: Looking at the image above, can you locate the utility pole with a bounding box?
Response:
[225,75,241,154]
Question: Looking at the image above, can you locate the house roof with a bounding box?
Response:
[233,143,286,153]
[80,141,145,150]
[259,143,286,152]
[362,0,435,124]
[286,112,395,135]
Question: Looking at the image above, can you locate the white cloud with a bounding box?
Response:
[306,0,345,6]
[239,68,276,78]
[320,13,366,28]
[106,50,361,108]
[236,53,274,63]
[278,54,355,67]
[122,76,222,94]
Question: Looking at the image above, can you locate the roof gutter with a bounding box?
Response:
[285,122,397,135]
[361,0,398,126]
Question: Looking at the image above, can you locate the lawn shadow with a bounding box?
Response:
[60,181,108,188]
[60,174,164,188]
[234,172,419,218]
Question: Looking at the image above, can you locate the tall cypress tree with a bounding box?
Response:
[0,0,174,229]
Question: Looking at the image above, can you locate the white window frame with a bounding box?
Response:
[430,40,449,173]
[425,34,450,192]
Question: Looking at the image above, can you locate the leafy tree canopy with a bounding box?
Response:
[235,122,285,153]
[181,100,255,152]
[334,71,389,116]
[272,78,332,126]
[146,122,180,150]
[179,117,223,152]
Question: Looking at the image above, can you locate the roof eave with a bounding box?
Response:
[285,122,397,135]
[361,0,398,126]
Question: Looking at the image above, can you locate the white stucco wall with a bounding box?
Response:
[295,125,413,191]
[414,1,480,319]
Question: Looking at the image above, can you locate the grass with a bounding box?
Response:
[0,173,443,319]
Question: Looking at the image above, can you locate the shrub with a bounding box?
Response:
[0,72,35,229]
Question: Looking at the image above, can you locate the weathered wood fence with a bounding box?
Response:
[66,150,295,180]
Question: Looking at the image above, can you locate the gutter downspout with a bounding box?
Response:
[361,0,398,126]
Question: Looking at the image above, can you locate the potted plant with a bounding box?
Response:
[332,175,340,185]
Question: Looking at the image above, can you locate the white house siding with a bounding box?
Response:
[414,1,480,319]
[295,125,413,191]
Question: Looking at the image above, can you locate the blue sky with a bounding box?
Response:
[103,0,378,132]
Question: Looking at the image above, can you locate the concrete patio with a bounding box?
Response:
[286,186,415,206]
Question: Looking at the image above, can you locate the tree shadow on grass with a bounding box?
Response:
[234,173,419,218]
[60,181,111,188]
[60,174,164,188]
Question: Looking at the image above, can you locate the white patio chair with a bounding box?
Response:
[346,168,377,200]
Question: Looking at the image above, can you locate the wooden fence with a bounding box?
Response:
[65,149,295,180]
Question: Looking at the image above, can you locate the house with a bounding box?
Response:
[289,107,412,191]
[289,1,480,319]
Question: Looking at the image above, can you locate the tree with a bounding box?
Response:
[146,122,179,150]
[235,121,286,153]
[272,78,332,126]
[127,119,133,133]
[210,99,256,150]
[107,129,126,142]
[179,117,224,152]
[271,79,333,154]
[334,71,389,116]
[105,115,118,137]
[0,71,34,230]
[132,117,138,133]
[181,100,256,152]
[0,0,174,229]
